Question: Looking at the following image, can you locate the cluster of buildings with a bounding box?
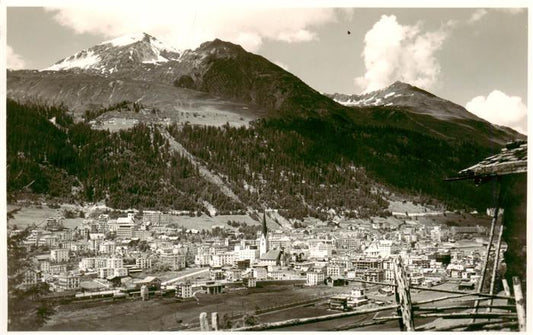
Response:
[14,208,492,302]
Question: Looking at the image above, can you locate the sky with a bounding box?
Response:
[4,2,529,134]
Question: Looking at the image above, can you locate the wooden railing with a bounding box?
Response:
[197,257,525,331]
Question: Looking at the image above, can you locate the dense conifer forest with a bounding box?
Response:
[7,98,497,219]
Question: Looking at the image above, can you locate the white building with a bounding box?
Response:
[234,245,258,263]
[107,258,124,269]
[161,253,186,270]
[326,264,344,278]
[58,273,80,290]
[309,241,333,259]
[377,240,399,257]
[99,241,116,255]
[176,283,193,298]
[98,267,128,279]
[306,271,325,286]
[50,248,70,263]
[210,252,235,267]
[136,257,153,269]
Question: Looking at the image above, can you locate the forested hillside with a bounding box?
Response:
[7,98,499,220]
[7,99,242,212]
[169,116,497,217]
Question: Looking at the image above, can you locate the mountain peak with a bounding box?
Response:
[327,81,478,121]
[196,38,247,56]
[99,32,156,47]
[42,32,180,74]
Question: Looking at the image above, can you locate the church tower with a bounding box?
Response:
[259,211,269,257]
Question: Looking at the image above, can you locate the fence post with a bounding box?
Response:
[502,279,511,306]
[211,312,218,331]
[199,312,210,331]
[394,256,414,331]
[512,277,526,331]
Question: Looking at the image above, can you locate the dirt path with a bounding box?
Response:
[159,127,244,210]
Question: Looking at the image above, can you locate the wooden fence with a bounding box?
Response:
[197,256,525,331]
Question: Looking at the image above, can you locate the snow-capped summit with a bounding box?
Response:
[43,32,181,74]
[327,81,483,121]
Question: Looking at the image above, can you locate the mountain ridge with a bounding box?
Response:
[43,32,181,74]
[6,33,526,217]
[9,33,523,146]
[327,81,485,122]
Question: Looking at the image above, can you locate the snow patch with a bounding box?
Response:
[44,50,101,71]
[384,92,396,99]
[100,32,147,47]
[335,98,362,107]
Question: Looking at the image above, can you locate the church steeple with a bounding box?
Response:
[259,210,269,257]
[262,211,268,237]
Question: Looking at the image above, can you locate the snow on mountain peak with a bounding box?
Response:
[328,81,482,121]
[100,32,179,53]
[44,49,101,72]
[100,32,150,47]
[42,32,181,73]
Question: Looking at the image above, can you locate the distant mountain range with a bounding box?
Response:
[328,81,480,121]
[6,33,526,217]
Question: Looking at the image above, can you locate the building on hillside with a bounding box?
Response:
[377,240,399,257]
[98,267,128,279]
[309,241,333,259]
[210,252,235,267]
[161,253,186,270]
[306,271,325,286]
[136,256,153,269]
[49,264,68,275]
[234,245,258,263]
[22,269,42,288]
[225,268,242,282]
[40,260,51,273]
[107,258,124,269]
[259,249,283,267]
[57,273,81,291]
[50,248,70,263]
[326,264,345,279]
[353,258,383,271]
[362,269,385,283]
[243,276,257,288]
[116,223,135,239]
[176,282,193,298]
[46,217,64,230]
[136,276,161,290]
[195,254,211,267]
[250,266,268,280]
[99,241,116,255]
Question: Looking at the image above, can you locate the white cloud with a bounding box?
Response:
[7,45,26,70]
[468,9,488,24]
[466,90,527,134]
[467,8,524,24]
[45,5,336,52]
[355,15,450,93]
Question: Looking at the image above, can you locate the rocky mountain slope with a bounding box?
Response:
[44,32,181,74]
[6,33,526,218]
[328,81,478,121]
[327,81,523,147]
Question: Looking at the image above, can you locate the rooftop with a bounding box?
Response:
[448,140,527,183]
